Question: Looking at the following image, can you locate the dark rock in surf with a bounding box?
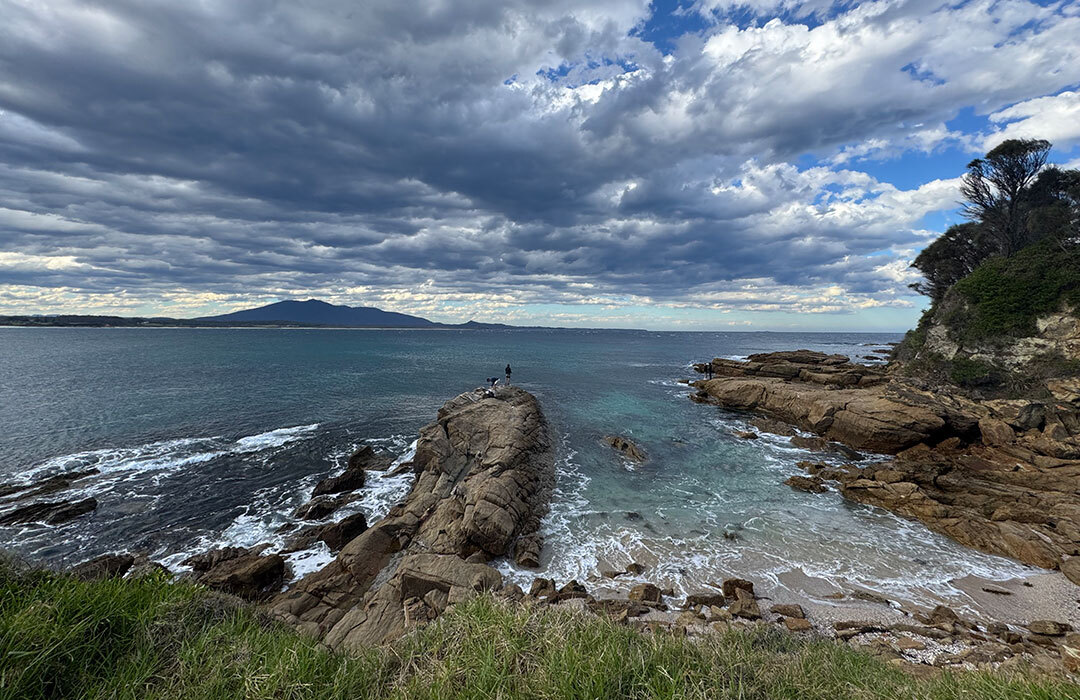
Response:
[312,469,365,498]
[785,475,827,493]
[184,547,285,601]
[604,435,646,461]
[0,469,100,501]
[293,495,350,520]
[70,553,134,581]
[0,497,98,525]
[514,533,543,568]
[282,512,370,554]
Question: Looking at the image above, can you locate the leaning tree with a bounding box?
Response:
[959,138,1051,256]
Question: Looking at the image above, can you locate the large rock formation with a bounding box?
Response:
[693,352,949,453]
[271,385,554,649]
[690,351,1080,571]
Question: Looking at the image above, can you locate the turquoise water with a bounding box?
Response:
[0,328,1032,602]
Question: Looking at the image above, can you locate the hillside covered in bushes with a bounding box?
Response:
[895,139,1080,397]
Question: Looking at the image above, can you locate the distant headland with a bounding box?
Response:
[0,299,530,330]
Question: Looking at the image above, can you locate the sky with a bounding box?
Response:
[1,0,1079,331]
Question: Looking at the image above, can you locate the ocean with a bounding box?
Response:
[0,327,1033,604]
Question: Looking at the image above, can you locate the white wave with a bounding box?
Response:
[232,424,320,452]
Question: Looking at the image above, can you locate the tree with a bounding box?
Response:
[909,222,989,301]
[960,138,1051,256]
[1026,166,1080,249]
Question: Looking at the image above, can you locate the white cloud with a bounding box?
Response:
[984,91,1080,151]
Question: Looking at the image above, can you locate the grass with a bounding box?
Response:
[2,561,1078,700]
[949,241,1080,342]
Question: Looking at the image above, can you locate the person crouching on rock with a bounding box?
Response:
[488,376,498,389]
[505,364,512,385]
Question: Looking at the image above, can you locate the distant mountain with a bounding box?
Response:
[196,299,436,327]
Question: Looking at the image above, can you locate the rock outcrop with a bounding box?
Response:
[271,385,554,649]
[183,547,286,601]
[690,351,1080,571]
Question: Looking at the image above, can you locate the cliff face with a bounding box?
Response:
[271,386,554,649]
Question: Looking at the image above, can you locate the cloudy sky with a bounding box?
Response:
[2,0,1079,330]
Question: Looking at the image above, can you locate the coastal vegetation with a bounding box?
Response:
[896,139,1080,393]
[2,561,1077,700]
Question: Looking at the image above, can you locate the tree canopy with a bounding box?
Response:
[910,138,1078,302]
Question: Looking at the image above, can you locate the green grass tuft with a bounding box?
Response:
[1,562,1078,699]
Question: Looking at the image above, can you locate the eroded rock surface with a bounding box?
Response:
[183,547,285,601]
[690,350,1080,572]
[271,385,553,649]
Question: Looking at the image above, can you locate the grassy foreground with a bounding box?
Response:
[1,563,1077,700]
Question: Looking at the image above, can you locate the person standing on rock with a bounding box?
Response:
[505,364,512,385]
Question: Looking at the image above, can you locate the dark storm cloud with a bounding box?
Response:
[1,0,1078,317]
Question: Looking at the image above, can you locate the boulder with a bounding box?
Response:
[685,592,726,608]
[312,468,365,498]
[729,588,761,620]
[184,547,285,601]
[70,553,134,581]
[347,445,393,471]
[1028,620,1072,637]
[316,512,369,552]
[604,435,646,461]
[628,583,663,604]
[734,431,758,440]
[979,418,1015,446]
[771,603,805,619]
[513,533,542,568]
[784,617,812,632]
[293,495,349,520]
[529,578,556,598]
[1061,556,1080,586]
[721,577,754,599]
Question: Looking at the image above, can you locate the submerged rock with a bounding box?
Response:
[0,497,97,525]
[604,435,646,461]
[0,469,100,501]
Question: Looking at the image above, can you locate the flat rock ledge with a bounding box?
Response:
[270,385,554,649]
[690,351,1080,573]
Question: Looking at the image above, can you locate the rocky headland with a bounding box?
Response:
[269,384,554,649]
[689,349,1080,576]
